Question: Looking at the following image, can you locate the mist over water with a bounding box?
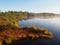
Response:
[19,18,60,45]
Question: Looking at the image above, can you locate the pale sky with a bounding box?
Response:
[0,0,60,13]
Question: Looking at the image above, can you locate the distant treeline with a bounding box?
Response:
[0,11,34,26]
[0,11,60,26]
[0,11,34,20]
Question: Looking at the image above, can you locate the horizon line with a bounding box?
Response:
[0,10,60,14]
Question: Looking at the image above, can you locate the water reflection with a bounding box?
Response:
[19,18,60,45]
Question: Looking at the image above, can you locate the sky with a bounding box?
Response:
[0,0,60,13]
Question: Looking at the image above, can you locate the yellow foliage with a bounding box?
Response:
[5,37,12,44]
[13,21,18,27]
[0,41,2,45]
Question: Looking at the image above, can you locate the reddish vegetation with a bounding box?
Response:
[0,29,52,41]
[0,24,52,44]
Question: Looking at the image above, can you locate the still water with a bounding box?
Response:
[18,18,60,45]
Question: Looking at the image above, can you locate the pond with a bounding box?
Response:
[18,18,60,45]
